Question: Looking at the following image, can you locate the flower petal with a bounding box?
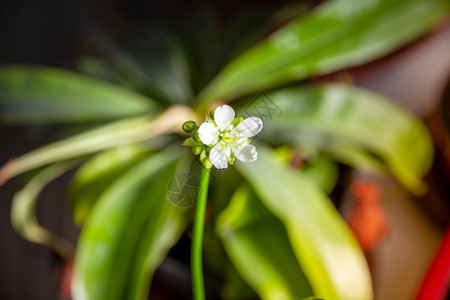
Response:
[232,141,257,163]
[198,122,219,146]
[235,117,263,138]
[210,144,229,169]
[214,105,235,131]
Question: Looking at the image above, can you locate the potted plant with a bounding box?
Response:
[0,0,448,299]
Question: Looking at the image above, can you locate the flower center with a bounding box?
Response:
[219,130,238,145]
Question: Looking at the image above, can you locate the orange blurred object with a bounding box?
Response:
[346,180,389,252]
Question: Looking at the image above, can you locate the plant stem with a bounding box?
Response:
[191,166,211,300]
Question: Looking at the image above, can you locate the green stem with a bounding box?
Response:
[191,166,211,300]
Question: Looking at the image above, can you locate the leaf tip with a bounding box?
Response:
[0,158,16,186]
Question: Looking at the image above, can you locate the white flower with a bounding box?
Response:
[197,105,263,169]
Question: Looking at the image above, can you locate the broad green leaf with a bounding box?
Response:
[197,0,449,106]
[73,150,188,300]
[217,185,313,300]
[236,146,372,300]
[0,105,196,185]
[69,145,149,225]
[252,84,433,193]
[11,161,78,259]
[0,66,159,124]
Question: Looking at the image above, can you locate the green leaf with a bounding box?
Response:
[218,185,313,300]
[72,150,189,300]
[236,146,372,300]
[197,0,449,106]
[69,145,149,225]
[0,116,150,185]
[254,84,433,193]
[11,161,78,259]
[0,105,196,185]
[0,65,159,124]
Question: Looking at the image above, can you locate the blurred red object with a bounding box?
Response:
[416,228,450,300]
[58,258,73,299]
[346,180,388,252]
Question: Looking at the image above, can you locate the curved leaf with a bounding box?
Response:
[0,66,160,124]
[236,146,372,300]
[0,105,197,185]
[72,150,189,300]
[11,161,78,259]
[0,116,151,186]
[69,145,149,225]
[197,0,449,106]
[217,185,313,300]
[253,84,433,193]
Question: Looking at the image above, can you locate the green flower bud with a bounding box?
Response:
[182,121,198,133]
[200,150,207,162]
[193,131,201,142]
[193,145,203,155]
[202,157,213,169]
